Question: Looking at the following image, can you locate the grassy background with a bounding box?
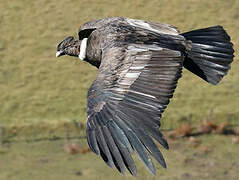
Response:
[0,0,239,139]
[1,135,239,180]
[1,0,239,179]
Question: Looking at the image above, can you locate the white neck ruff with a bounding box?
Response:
[79,38,88,60]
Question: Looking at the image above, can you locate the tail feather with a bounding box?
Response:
[181,26,234,85]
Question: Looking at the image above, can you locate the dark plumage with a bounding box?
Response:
[56,17,234,176]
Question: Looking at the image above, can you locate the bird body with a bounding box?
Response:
[56,17,234,176]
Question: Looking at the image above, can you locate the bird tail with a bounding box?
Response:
[181,26,234,85]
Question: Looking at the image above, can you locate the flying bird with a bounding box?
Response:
[56,17,234,176]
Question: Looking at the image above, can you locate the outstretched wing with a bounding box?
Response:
[86,42,184,176]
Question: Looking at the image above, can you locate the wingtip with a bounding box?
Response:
[130,169,137,177]
[161,160,167,169]
[149,167,156,176]
[161,138,169,150]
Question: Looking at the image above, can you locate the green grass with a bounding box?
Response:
[1,135,239,180]
[0,0,239,140]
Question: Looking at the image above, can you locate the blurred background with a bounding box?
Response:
[0,0,238,179]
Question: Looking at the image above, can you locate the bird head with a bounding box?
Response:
[56,36,81,58]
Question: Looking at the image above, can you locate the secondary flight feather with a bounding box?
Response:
[56,17,234,176]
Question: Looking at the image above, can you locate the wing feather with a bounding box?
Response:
[95,126,115,168]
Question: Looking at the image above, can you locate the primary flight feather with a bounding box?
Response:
[56,17,234,176]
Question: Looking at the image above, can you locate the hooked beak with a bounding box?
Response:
[56,51,64,57]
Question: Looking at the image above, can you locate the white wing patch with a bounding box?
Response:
[128,44,163,52]
[126,18,179,35]
[130,66,145,70]
[125,72,141,78]
[129,90,156,99]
